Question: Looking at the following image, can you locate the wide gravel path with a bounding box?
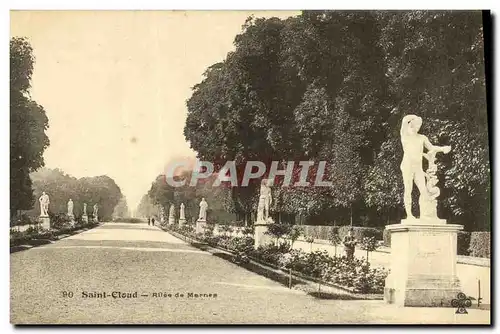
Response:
[10,222,490,324]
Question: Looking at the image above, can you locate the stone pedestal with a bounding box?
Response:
[179,218,186,227]
[384,220,463,307]
[168,216,175,225]
[196,219,207,234]
[254,221,273,248]
[94,216,99,223]
[82,215,89,224]
[39,216,50,230]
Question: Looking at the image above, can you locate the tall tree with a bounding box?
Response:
[10,37,50,216]
[366,11,489,230]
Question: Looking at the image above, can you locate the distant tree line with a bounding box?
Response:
[141,172,238,224]
[113,196,130,219]
[24,168,124,222]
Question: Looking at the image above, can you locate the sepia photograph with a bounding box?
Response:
[9,9,491,325]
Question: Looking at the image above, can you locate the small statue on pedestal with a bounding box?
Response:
[180,203,186,220]
[67,199,74,217]
[198,198,208,221]
[257,179,273,222]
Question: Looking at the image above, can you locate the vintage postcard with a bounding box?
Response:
[9,10,491,325]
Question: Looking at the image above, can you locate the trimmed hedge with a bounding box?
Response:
[457,231,471,256]
[302,225,337,240]
[301,225,383,241]
[338,226,383,241]
[383,229,391,247]
[469,232,490,258]
[383,230,484,257]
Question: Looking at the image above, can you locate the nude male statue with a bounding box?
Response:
[400,115,451,219]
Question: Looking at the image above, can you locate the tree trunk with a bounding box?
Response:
[350,204,353,227]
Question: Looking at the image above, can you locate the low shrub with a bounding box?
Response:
[328,226,341,242]
[285,249,388,294]
[469,232,490,258]
[251,244,285,266]
[242,226,254,236]
[10,226,56,245]
[49,212,73,230]
[226,236,254,253]
[11,213,37,227]
[266,223,292,243]
[359,236,378,261]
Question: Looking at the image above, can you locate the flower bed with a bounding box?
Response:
[10,220,100,247]
[166,224,388,294]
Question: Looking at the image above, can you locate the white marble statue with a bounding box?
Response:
[180,203,186,220]
[83,203,88,216]
[400,115,451,219]
[93,204,98,217]
[198,198,208,221]
[39,192,50,217]
[67,199,74,217]
[257,179,273,222]
[169,204,175,218]
[159,206,165,222]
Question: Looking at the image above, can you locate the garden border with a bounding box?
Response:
[162,226,383,300]
[10,222,104,253]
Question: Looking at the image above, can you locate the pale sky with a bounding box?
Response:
[10,10,298,211]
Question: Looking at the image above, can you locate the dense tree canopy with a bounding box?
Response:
[179,11,489,231]
[10,37,50,215]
